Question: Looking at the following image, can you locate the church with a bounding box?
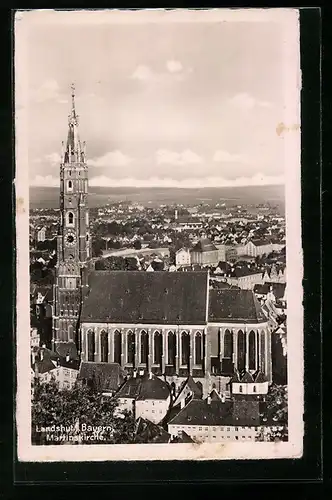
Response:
[52,87,272,396]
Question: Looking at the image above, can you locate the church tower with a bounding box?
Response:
[52,84,90,354]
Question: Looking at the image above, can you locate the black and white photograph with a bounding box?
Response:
[15,8,303,461]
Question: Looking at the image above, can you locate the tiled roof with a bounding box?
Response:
[168,399,233,426]
[174,376,202,405]
[230,370,268,384]
[81,271,208,324]
[254,371,268,383]
[55,342,79,360]
[171,431,195,443]
[241,371,254,383]
[232,400,261,426]
[229,267,263,278]
[209,389,223,401]
[251,239,271,247]
[58,357,80,370]
[33,358,56,374]
[135,418,171,443]
[116,373,171,401]
[208,289,267,323]
[78,362,124,393]
[191,238,217,253]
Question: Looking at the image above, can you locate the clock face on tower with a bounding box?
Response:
[65,231,77,247]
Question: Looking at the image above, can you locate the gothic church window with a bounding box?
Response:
[140,331,148,365]
[223,329,233,358]
[195,332,202,365]
[113,330,121,365]
[167,332,176,366]
[127,331,135,364]
[237,330,245,372]
[249,330,256,370]
[100,330,108,362]
[181,331,190,367]
[87,330,95,362]
[260,332,266,372]
[154,332,162,365]
[67,180,73,191]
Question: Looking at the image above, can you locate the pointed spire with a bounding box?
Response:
[71,82,76,117]
[66,83,82,160]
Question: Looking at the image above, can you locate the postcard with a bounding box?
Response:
[15,8,303,461]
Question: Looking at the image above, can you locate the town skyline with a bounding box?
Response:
[22,10,294,189]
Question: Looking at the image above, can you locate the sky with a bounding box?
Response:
[17,9,300,188]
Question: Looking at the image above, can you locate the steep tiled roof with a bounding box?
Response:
[208,289,267,323]
[209,389,223,401]
[191,238,217,253]
[174,376,202,405]
[78,362,124,393]
[241,371,254,383]
[135,418,171,443]
[171,431,195,443]
[55,342,79,360]
[116,373,170,401]
[81,271,208,324]
[168,399,233,426]
[33,358,56,374]
[254,371,268,383]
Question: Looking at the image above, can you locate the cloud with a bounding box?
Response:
[30,175,59,187]
[230,93,273,110]
[45,152,62,165]
[131,65,155,82]
[30,172,284,188]
[88,174,285,188]
[34,79,62,103]
[166,60,183,73]
[131,61,190,83]
[89,151,133,167]
[213,150,250,164]
[156,149,203,165]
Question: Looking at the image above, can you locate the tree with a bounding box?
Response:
[92,239,104,257]
[255,384,288,442]
[31,379,136,445]
[133,240,142,250]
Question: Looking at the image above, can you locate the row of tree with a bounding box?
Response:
[31,379,136,445]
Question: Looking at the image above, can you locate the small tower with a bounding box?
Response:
[52,84,90,355]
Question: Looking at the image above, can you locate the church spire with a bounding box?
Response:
[66,83,81,157]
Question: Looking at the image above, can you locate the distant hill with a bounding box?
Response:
[29,185,285,212]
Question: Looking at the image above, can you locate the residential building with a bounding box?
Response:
[31,347,80,390]
[115,371,171,424]
[190,238,219,266]
[175,248,191,268]
[226,268,263,290]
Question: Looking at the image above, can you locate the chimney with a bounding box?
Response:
[133,370,137,379]
[221,394,226,403]
[40,349,44,361]
[175,209,178,220]
[66,354,70,363]
[207,396,211,405]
